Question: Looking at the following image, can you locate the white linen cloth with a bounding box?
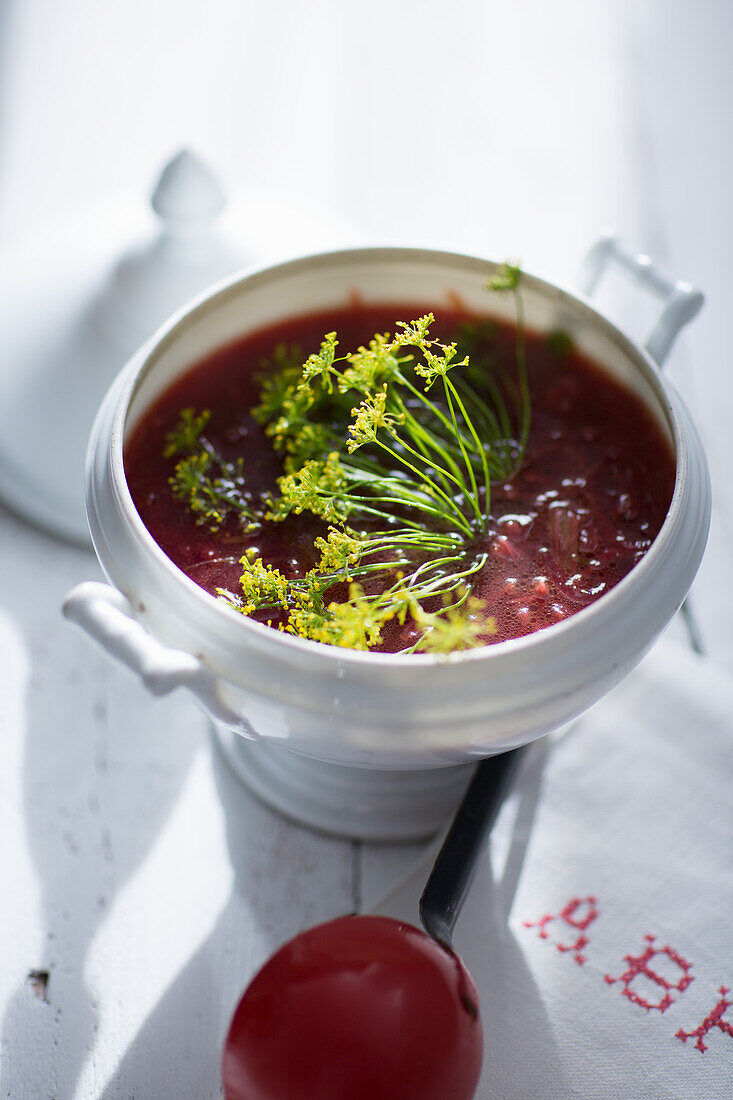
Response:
[372,638,733,1099]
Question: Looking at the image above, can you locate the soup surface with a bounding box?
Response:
[125,302,675,652]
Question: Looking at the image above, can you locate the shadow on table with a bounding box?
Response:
[95,735,570,1100]
[370,740,571,1099]
[95,736,351,1099]
[0,531,203,1099]
[469,741,571,1099]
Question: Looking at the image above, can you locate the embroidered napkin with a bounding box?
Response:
[371,638,733,1099]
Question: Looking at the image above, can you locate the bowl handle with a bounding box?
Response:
[579,231,704,367]
[63,581,254,735]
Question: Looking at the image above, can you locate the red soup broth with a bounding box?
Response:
[124,303,675,652]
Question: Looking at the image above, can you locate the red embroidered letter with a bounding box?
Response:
[676,987,733,1053]
[604,934,693,1012]
[523,896,599,965]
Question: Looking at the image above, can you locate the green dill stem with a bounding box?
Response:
[373,437,474,536]
[459,368,513,454]
[292,560,410,590]
[367,558,461,604]
[342,490,461,528]
[344,469,451,505]
[408,555,466,586]
[450,371,516,480]
[393,377,501,486]
[342,411,473,493]
[379,430,474,520]
[399,586,476,654]
[395,417,454,496]
[453,377,504,443]
[480,375,513,443]
[349,555,464,607]
[400,411,468,486]
[440,588,472,611]
[389,392,466,485]
[442,380,483,528]
[331,498,433,531]
[393,370,465,444]
[445,377,492,520]
[403,551,488,598]
[343,464,458,511]
[384,421,469,497]
[358,542,454,562]
[329,474,453,525]
[513,287,531,465]
[438,551,489,589]
[362,531,462,552]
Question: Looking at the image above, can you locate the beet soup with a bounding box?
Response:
[124,299,675,654]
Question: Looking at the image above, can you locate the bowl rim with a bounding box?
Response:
[103,243,688,671]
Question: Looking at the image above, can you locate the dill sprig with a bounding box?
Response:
[167,264,530,651]
[165,408,260,533]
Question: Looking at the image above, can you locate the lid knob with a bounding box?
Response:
[151,149,226,228]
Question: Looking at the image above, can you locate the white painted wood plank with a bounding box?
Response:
[624,0,733,669]
[0,510,353,1099]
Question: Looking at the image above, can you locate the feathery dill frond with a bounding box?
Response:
[167,266,529,650]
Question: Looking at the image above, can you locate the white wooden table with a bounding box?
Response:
[1,3,731,1096]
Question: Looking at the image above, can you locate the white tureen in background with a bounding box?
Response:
[63,236,709,840]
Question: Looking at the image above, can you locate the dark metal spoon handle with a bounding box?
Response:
[419,747,527,948]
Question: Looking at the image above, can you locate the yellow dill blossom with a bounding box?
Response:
[339,333,401,395]
[347,387,405,451]
[168,447,257,532]
[392,314,435,349]
[386,586,416,627]
[314,527,362,575]
[485,261,521,293]
[298,332,340,393]
[238,558,290,614]
[411,340,467,390]
[282,422,333,473]
[271,453,351,523]
[284,593,331,644]
[169,453,224,530]
[323,584,395,650]
[264,395,311,452]
[251,343,306,422]
[413,596,496,654]
[164,408,211,458]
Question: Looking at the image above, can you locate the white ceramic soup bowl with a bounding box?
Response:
[64,239,710,839]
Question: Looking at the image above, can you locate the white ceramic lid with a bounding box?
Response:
[0,151,354,544]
